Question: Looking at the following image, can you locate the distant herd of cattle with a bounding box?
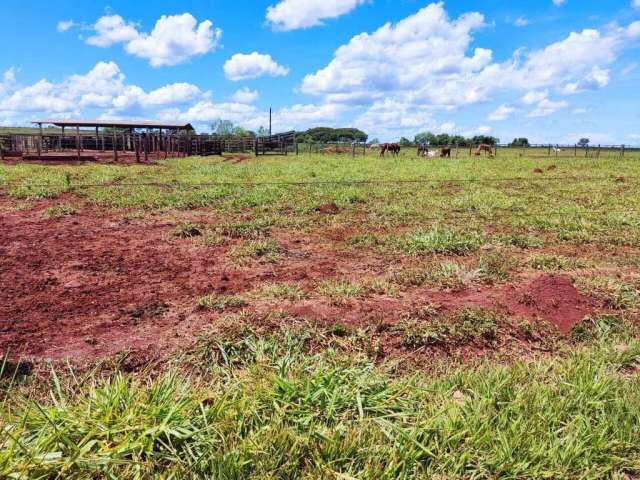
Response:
[378,143,495,158]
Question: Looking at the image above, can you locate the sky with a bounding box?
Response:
[0,0,639,144]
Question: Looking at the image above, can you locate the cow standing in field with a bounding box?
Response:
[380,143,401,157]
[417,145,430,157]
[475,144,494,157]
[441,147,451,158]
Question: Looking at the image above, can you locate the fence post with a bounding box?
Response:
[621,144,625,158]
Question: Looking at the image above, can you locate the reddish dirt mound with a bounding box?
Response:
[507,275,599,333]
[316,202,340,215]
[426,274,599,334]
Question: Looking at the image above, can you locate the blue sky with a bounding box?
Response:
[1,0,639,143]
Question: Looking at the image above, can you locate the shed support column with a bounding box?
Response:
[61,126,65,152]
[112,127,118,162]
[37,123,43,158]
[96,127,99,152]
[76,126,81,161]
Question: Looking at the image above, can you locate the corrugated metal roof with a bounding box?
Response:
[33,119,194,130]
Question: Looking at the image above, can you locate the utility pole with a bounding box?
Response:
[269,108,272,136]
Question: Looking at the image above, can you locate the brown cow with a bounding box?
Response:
[441,147,451,158]
[475,144,494,157]
[381,143,401,157]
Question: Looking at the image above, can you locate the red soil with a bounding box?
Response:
[0,199,603,364]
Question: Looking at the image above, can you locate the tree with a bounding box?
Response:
[211,120,235,136]
[256,126,268,137]
[471,135,500,146]
[511,137,530,147]
[399,137,413,147]
[298,127,368,143]
[578,138,590,147]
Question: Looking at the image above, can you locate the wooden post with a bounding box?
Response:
[621,144,625,158]
[96,126,99,152]
[574,144,577,156]
[144,132,149,162]
[112,127,118,162]
[37,123,43,158]
[61,126,65,152]
[76,126,81,161]
[135,133,140,162]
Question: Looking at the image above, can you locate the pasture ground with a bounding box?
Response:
[1,150,640,478]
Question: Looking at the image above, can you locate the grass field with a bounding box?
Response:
[1,150,640,478]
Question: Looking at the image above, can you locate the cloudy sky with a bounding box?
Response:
[1,0,639,143]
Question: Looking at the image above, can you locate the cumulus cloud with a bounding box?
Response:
[86,13,221,67]
[514,17,529,27]
[633,0,640,8]
[224,52,289,81]
[0,62,207,120]
[552,0,566,6]
[231,87,259,103]
[266,0,367,30]
[489,104,516,121]
[57,20,75,33]
[560,66,609,94]
[301,2,639,117]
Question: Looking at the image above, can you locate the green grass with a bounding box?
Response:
[252,282,308,301]
[2,336,640,479]
[398,228,486,256]
[196,294,247,311]
[229,239,282,262]
[397,307,504,347]
[44,203,77,218]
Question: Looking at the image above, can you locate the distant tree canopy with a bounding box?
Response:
[511,137,530,147]
[578,138,590,147]
[413,132,499,146]
[399,137,413,147]
[210,120,254,137]
[297,127,368,143]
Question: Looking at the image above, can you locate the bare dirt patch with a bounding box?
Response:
[0,198,605,365]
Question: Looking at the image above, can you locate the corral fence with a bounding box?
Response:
[0,131,285,161]
[299,141,368,157]
[255,131,297,156]
[409,143,639,160]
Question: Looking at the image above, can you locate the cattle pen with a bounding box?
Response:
[0,120,298,163]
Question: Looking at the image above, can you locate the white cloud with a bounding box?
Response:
[633,0,640,9]
[224,52,289,81]
[266,0,367,31]
[528,98,569,117]
[0,61,207,120]
[560,66,609,94]
[87,15,139,47]
[57,20,75,33]
[231,87,259,103]
[522,90,549,105]
[514,17,529,27]
[489,104,516,121]
[552,0,566,6]
[301,3,640,120]
[86,13,221,67]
